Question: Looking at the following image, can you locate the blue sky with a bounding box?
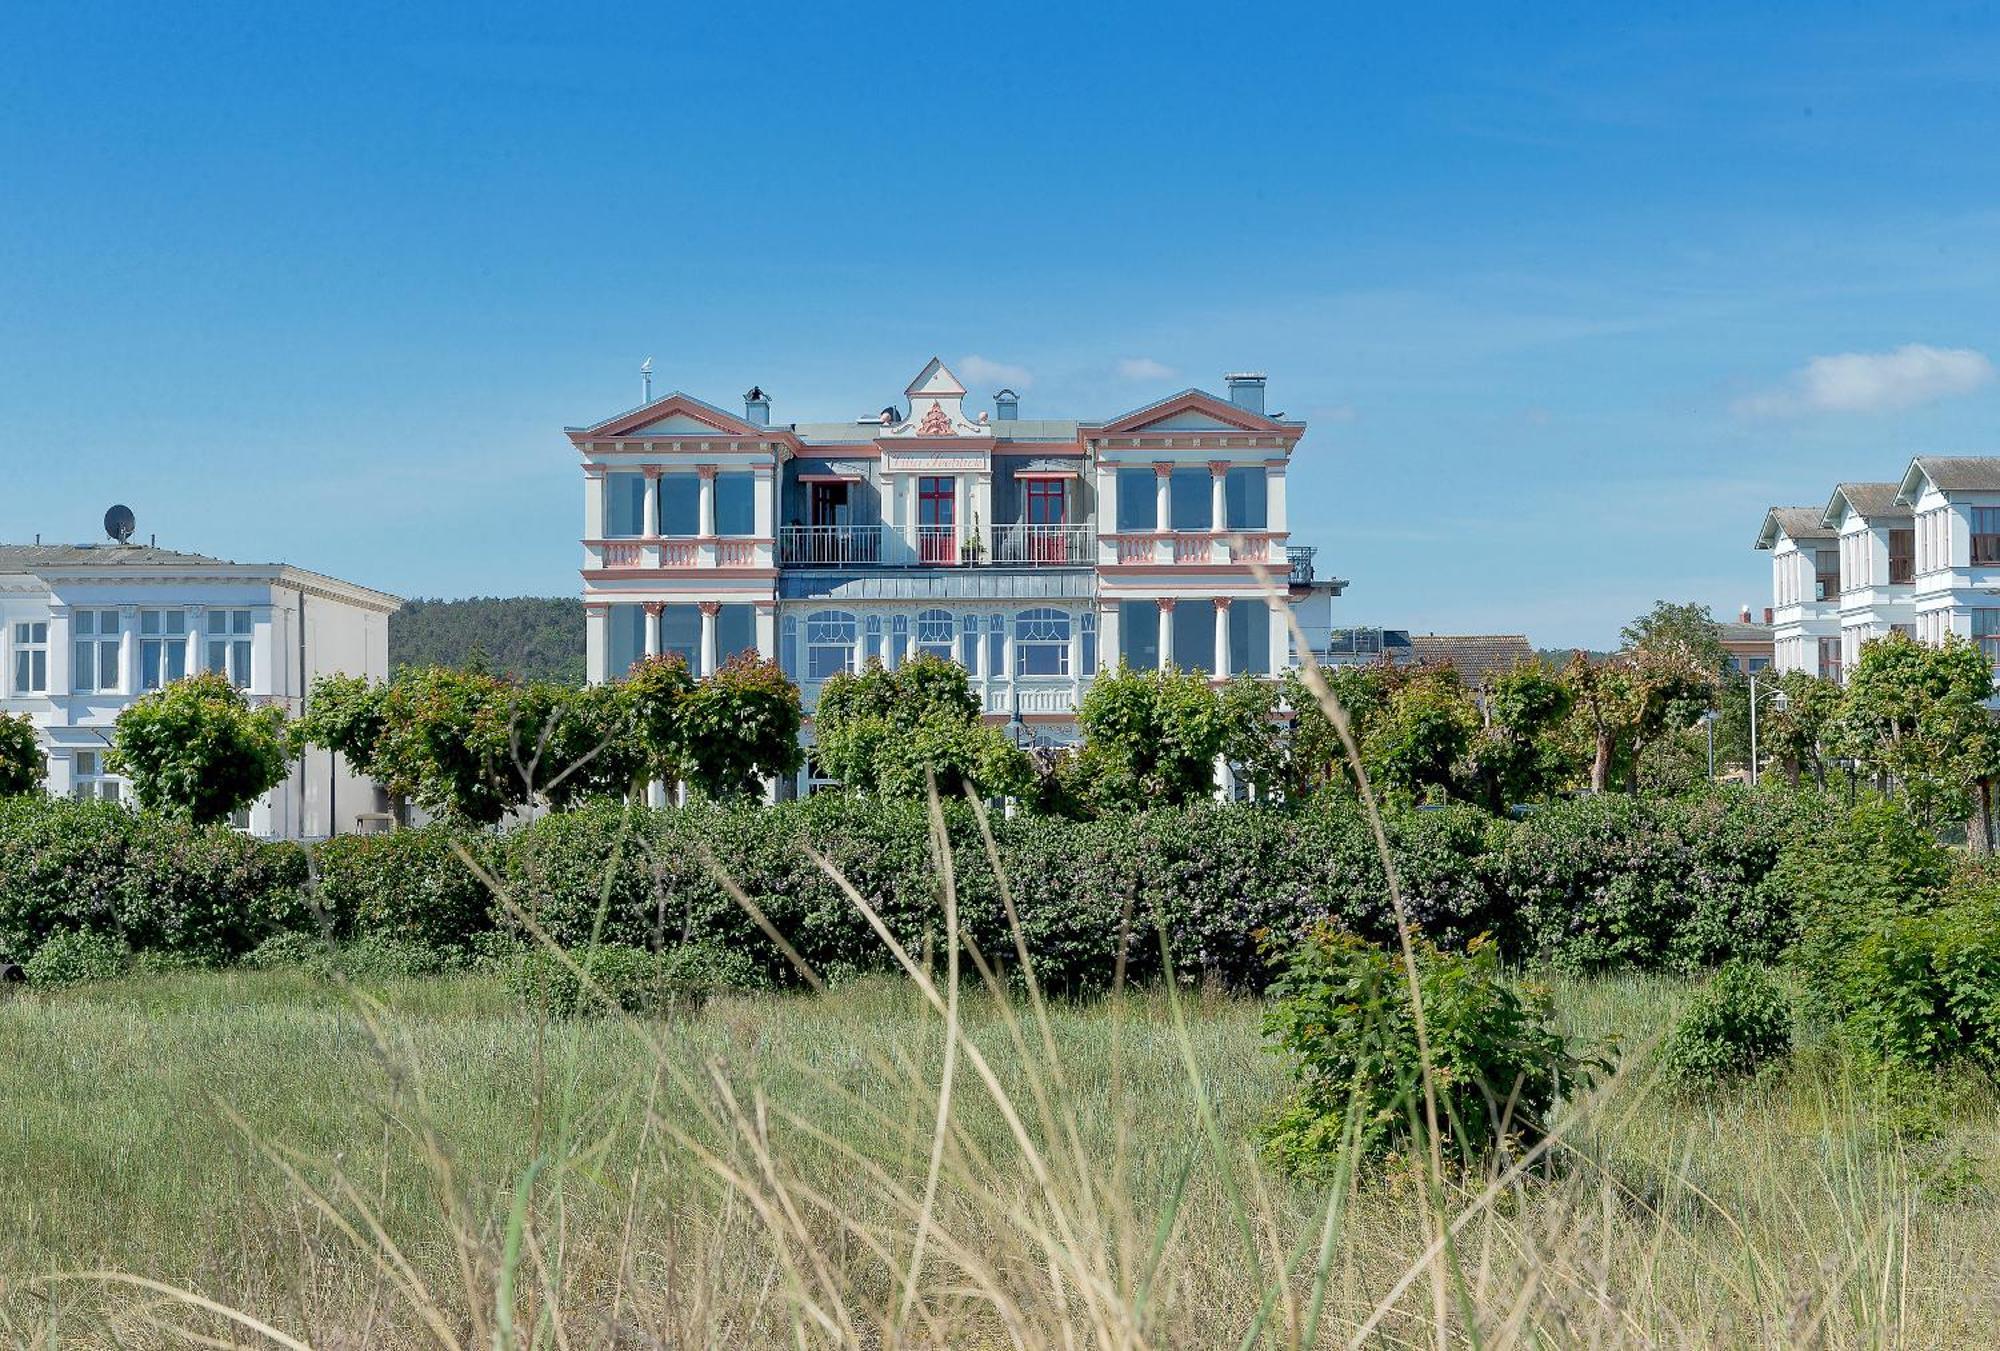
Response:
[5,1,1999,648]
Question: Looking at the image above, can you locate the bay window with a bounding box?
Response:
[1015,609,1071,676]
[806,611,856,680]
[1974,508,2000,566]
[916,609,954,662]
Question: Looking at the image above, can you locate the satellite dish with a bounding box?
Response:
[104,504,136,544]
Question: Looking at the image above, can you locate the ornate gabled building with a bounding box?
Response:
[568,358,1341,792]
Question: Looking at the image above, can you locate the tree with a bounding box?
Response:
[1838,633,2000,842]
[1280,664,1390,798]
[530,680,649,809]
[814,654,1031,800]
[1071,662,1231,809]
[1466,660,1574,809]
[367,666,532,825]
[295,673,390,778]
[1758,670,1845,786]
[0,712,46,797]
[108,671,291,824]
[676,653,803,799]
[1563,604,1725,794]
[1217,675,1286,798]
[624,654,698,797]
[1362,666,1477,802]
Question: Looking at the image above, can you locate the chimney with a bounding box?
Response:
[1740,605,1752,624]
[743,386,771,427]
[1763,607,1773,625]
[1225,372,1267,415]
[994,388,1019,421]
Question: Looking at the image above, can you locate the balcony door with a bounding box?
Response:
[1024,479,1066,562]
[918,476,956,564]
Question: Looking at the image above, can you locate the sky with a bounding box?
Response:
[4,1,2000,649]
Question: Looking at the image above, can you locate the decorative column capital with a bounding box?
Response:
[1157,598,1176,613]
[697,464,720,481]
[582,464,607,480]
[1213,595,1231,610]
[642,465,663,480]
[1153,461,1175,479]
[643,602,664,617]
[698,601,721,616]
[1208,459,1231,477]
[583,602,609,617]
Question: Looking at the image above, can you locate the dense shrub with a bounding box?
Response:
[245,931,458,980]
[0,796,305,962]
[1497,790,1831,973]
[311,824,496,953]
[1835,882,2000,1073]
[1260,926,1599,1171]
[1661,960,1792,1087]
[25,930,130,986]
[501,941,761,1017]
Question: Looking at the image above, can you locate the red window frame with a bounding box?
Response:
[918,476,956,563]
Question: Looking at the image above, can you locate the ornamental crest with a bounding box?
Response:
[916,400,953,436]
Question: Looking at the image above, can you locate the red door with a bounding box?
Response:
[1025,479,1065,562]
[918,476,955,564]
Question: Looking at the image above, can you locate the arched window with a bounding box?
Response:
[916,609,955,661]
[1016,608,1071,677]
[805,611,857,680]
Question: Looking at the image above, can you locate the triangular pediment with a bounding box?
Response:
[1097,388,1278,435]
[905,357,967,400]
[572,392,759,439]
[882,358,989,438]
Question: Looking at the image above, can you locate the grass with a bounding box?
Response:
[1,965,1995,1347]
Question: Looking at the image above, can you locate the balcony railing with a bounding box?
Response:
[990,524,1093,566]
[1287,545,1317,584]
[780,525,883,566]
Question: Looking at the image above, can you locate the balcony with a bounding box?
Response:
[779,524,1096,568]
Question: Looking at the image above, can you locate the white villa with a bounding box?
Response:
[569,359,1344,793]
[1758,456,2000,687]
[0,535,401,838]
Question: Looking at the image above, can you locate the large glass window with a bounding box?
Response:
[661,476,701,536]
[661,604,701,670]
[73,610,122,693]
[714,472,756,536]
[958,615,980,673]
[607,604,645,679]
[1115,468,1156,532]
[889,614,909,667]
[1172,602,1216,673]
[1974,508,2000,566]
[1229,598,1271,675]
[1080,612,1097,676]
[1119,600,1159,669]
[205,609,252,689]
[806,611,856,680]
[138,608,188,691]
[916,609,955,662]
[1976,610,2000,668]
[1168,469,1211,531]
[12,621,47,693]
[986,615,1005,675]
[1888,528,1914,584]
[1224,467,1268,530]
[1016,609,1071,676]
[717,604,757,664]
[604,472,647,537]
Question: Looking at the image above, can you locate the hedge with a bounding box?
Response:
[0,786,1855,990]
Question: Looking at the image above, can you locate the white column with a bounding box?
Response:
[1271,601,1291,671]
[1213,598,1231,678]
[585,605,608,683]
[642,468,661,537]
[698,469,717,537]
[754,602,778,659]
[47,605,71,699]
[1068,613,1084,684]
[584,468,606,539]
[1154,464,1172,532]
[753,466,776,553]
[699,603,719,676]
[644,603,663,657]
[117,605,138,694]
[1267,463,1289,533]
[1097,464,1119,566]
[1100,603,1121,670]
[1158,600,1174,671]
[186,605,206,679]
[1209,462,1228,533]
[251,605,275,696]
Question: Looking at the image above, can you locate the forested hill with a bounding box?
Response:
[388,597,586,685]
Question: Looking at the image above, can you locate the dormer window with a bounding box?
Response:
[1973,508,2000,565]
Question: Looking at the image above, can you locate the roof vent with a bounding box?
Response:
[1225,372,1267,415]
[744,386,771,426]
[994,388,1020,421]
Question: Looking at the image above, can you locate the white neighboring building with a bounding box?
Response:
[1821,483,1915,672]
[1897,456,2000,666]
[1754,507,1842,678]
[0,540,401,839]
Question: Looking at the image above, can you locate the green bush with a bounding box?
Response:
[312,824,497,953]
[1837,882,2000,1073]
[245,931,457,981]
[1661,960,1792,1087]
[1260,926,1600,1172]
[25,930,130,986]
[501,941,758,1017]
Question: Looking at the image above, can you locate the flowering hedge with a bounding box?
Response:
[0,787,1847,987]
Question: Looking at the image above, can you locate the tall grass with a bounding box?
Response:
[1,580,1996,1345]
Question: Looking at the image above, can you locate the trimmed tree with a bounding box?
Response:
[1838,632,2000,843]
[1071,662,1230,810]
[814,654,1031,799]
[625,654,697,797]
[677,653,803,800]
[368,666,530,825]
[108,671,290,824]
[0,712,47,797]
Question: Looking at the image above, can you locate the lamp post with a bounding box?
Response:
[1701,708,1719,782]
[1748,673,1790,787]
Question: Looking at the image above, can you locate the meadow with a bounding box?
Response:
[2,965,1995,1347]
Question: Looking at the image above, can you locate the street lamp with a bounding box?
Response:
[1701,708,1719,781]
[1748,673,1790,787]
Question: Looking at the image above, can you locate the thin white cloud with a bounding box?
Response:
[958,354,1033,390]
[1116,357,1175,381]
[1735,343,1995,417]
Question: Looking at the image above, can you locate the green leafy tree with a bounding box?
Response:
[1362,666,1478,802]
[530,680,649,809]
[295,673,390,777]
[1071,662,1230,809]
[676,653,804,800]
[1758,670,1845,786]
[108,671,290,824]
[368,666,530,825]
[814,654,1030,799]
[624,654,697,797]
[1279,664,1389,798]
[1218,674,1286,798]
[1466,660,1574,809]
[1564,606,1724,794]
[1838,633,2000,841]
[0,712,47,797]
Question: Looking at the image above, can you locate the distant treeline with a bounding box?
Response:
[389,597,585,685]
